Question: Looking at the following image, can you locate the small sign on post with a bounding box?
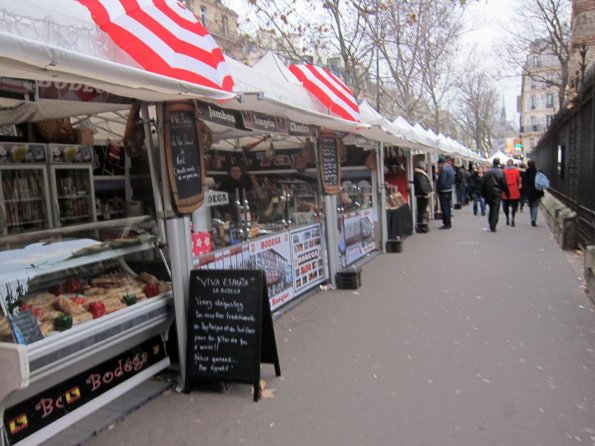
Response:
[163,101,206,214]
[319,131,341,195]
[185,270,281,401]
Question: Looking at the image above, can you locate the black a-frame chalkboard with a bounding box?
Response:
[185,270,281,401]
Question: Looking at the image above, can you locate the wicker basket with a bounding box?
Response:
[35,118,75,144]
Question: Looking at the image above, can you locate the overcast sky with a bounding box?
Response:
[461,0,522,124]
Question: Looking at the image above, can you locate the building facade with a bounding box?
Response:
[187,0,244,60]
[519,43,562,155]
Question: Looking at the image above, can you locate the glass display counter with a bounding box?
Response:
[0,217,173,446]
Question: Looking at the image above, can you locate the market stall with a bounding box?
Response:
[0,1,236,445]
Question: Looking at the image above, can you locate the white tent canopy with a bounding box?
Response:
[357,100,408,146]
[487,150,513,164]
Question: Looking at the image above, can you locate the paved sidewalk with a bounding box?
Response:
[83,206,595,446]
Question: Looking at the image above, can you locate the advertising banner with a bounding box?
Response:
[249,232,294,311]
[338,209,376,268]
[3,336,166,445]
[290,224,326,295]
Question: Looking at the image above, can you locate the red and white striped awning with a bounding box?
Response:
[78,0,234,93]
[288,63,361,122]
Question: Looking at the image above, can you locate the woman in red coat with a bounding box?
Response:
[502,159,521,226]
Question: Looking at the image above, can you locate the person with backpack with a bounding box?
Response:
[522,159,546,227]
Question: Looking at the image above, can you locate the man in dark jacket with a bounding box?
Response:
[413,161,433,233]
[436,157,455,229]
[481,158,510,232]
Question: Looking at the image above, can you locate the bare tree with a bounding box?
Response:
[233,0,474,138]
[453,67,499,156]
[502,0,572,104]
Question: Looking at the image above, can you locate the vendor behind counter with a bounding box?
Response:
[216,163,253,221]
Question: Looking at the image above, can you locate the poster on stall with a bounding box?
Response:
[249,232,294,311]
[360,208,376,255]
[338,209,376,268]
[290,224,327,295]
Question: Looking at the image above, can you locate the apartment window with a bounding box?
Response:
[327,57,340,71]
[531,78,537,89]
[200,5,207,26]
[545,93,554,108]
[530,95,536,110]
[222,16,228,36]
[546,114,553,126]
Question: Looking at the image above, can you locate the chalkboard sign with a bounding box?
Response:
[319,133,341,195]
[163,101,205,214]
[185,269,280,401]
[9,310,43,345]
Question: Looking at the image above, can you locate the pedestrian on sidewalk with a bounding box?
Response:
[468,164,486,216]
[454,164,467,208]
[502,159,521,227]
[413,161,433,233]
[518,161,527,212]
[436,157,455,229]
[521,159,544,227]
[481,158,510,232]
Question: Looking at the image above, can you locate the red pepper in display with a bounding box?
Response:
[64,279,81,294]
[19,303,39,317]
[88,301,106,319]
[70,297,85,305]
[143,283,160,298]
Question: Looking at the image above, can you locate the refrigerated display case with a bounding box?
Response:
[0,217,173,446]
[48,144,97,227]
[0,143,52,236]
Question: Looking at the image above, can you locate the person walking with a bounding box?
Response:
[436,157,455,229]
[502,159,521,227]
[481,158,510,232]
[468,165,486,216]
[454,164,466,208]
[413,161,433,233]
[518,162,527,212]
[521,159,545,227]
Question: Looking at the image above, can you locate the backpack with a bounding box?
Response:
[534,171,550,191]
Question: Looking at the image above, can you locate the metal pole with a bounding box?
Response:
[324,195,339,287]
[377,142,387,252]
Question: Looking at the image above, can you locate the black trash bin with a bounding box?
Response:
[386,238,403,253]
[336,269,362,289]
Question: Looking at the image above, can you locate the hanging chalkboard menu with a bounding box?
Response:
[163,101,205,214]
[319,132,341,195]
[185,269,281,401]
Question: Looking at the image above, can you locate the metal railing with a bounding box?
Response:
[532,70,595,248]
